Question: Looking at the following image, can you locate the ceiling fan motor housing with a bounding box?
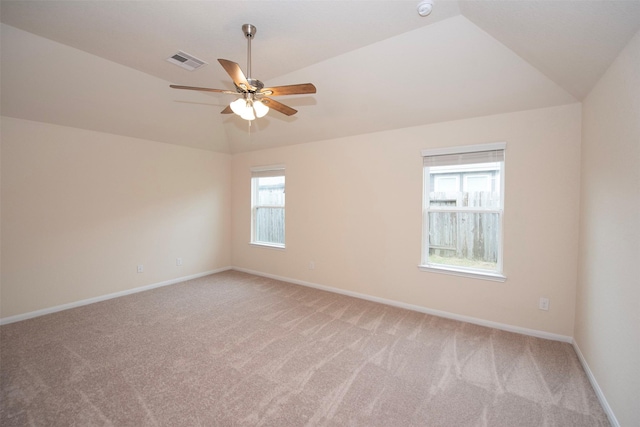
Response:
[246,78,264,92]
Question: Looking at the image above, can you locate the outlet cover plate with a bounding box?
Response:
[539,297,549,311]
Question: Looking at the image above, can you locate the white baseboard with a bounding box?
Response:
[3,265,575,345]
[572,340,620,427]
[231,267,573,343]
[0,267,232,325]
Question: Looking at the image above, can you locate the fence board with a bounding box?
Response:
[429,192,499,264]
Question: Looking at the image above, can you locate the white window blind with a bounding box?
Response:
[422,143,505,167]
[251,167,285,178]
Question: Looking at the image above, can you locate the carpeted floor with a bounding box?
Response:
[1,271,609,426]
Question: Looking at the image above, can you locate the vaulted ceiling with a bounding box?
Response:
[2,1,639,153]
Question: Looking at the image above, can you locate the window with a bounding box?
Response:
[251,166,285,248]
[420,143,506,281]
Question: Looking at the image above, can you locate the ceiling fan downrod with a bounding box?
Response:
[242,24,256,80]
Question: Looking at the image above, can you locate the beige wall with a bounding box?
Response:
[1,117,231,318]
[576,30,640,427]
[231,103,582,336]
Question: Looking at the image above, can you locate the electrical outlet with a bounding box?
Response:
[137,264,144,273]
[539,297,549,311]
[176,258,183,266]
[309,261,315,270]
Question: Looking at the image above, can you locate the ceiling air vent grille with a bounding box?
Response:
[166,51,207,71]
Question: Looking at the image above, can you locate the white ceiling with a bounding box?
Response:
[2,0,639,154]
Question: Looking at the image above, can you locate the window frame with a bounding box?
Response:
[419,143,506,282]
[250,165,286,249]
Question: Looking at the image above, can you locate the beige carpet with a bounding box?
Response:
[1,271,609,426]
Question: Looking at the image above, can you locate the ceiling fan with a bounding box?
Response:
[170,24,316,121]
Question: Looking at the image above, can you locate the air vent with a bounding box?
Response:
[166,51,207,71]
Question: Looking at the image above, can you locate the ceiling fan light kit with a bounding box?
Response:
[170,24,316,122]
[230,95,269,120]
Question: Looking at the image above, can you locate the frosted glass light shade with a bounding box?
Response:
[230,98,247,115]
[253,100,269,118]
[241,105,256,121]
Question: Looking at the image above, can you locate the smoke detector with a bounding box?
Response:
[417,0,433,16]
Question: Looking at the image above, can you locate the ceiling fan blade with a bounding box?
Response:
[262,98,297,116]
[218,59,254,91]
[261,83,317,96]
[221,105,233,114]
[170,85,237,94]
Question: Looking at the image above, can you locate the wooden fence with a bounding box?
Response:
[255,207,285,244]
[428,192,500,263]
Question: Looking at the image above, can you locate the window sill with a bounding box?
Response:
[418,264,506,282]
[249,242,285,250]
